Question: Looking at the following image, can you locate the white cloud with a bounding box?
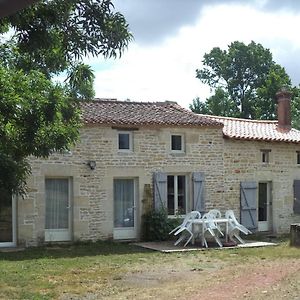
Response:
[92,3,300,108]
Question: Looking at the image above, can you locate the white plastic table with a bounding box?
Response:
[191,218,229,247]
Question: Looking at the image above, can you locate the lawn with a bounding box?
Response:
[0,239,299,300]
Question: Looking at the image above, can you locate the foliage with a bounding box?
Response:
[142,209,181,241]
[0,0,132,77]
[0,0,132,194]
[67,63,95,100]
[291,86,300,129]
[0,64,80,194]
[195,41,293,119]
[190,88,239,117]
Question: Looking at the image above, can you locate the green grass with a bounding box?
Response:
[0,239,299,300]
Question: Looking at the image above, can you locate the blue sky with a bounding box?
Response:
[88,0,300,108]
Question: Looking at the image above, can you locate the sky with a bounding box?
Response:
[89,0,300,109]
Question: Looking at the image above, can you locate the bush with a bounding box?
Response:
[142,209,181,241]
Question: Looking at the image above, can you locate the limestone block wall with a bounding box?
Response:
[223,139,300,233]
[18,125,224,246]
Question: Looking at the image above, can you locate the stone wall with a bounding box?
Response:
[18,125,224,246]
[223,139,300,233]
[17,123,300,246]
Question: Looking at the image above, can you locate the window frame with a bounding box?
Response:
[118,131,133,152]
[167,174,188,217]
[296,151,300,165]
[260,149,271,164]
[293,180,300,214]
[170,134,184,153]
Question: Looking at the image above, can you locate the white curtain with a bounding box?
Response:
[45,179,69,229]
[114,179,134,228]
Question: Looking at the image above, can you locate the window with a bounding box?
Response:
[297,151,300,165]
[118,131,133,151]
[261,149,271,163]
[293,180,300,214]
[171,134,184,152]
[167,175,187,215]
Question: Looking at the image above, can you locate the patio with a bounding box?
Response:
[134,240,277,253]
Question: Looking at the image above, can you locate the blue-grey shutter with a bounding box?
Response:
[153,172,167,211]
[293,180,300,214]
[192,172,205,214]
[240,181,258,230]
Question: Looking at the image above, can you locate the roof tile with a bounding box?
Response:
[199,115,300,143]
[81,99,222,127]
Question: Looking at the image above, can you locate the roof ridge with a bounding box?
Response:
[84,98,180,106]
[197,113,278,123]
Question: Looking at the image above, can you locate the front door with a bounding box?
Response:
[45,178,72,242]
[258,182,272,232]
[0,190,16,247]
[113,178,137,240]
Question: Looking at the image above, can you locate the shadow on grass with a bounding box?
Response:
[0,240,154,261]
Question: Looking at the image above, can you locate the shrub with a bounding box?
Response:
[142,209,181,241]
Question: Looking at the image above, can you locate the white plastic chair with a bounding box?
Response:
[202,212,223,247]
[207,209,224,236]
[225,210,252,244]
[208,209,222,218]
[170,211,201,247]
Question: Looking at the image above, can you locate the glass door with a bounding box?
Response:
[113,178,137,240]
[0,189,16,247]
[45,178,71,242]
[258,182,272,231]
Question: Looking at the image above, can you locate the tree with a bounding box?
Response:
[0,65,79,194]
[0,0,132,77]
[291,86,300,129]
[0,0,132,195]
[195,41,292,119]
[67,63,95,100]
[189,88,239,117]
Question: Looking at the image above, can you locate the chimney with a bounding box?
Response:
[276,88,292,132]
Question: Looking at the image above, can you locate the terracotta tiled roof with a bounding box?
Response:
[80,99,222,127]
[198,114,300,143]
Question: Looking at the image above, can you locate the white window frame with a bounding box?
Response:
[0,194,17,248]
[261,149,271,164]
[118,131,133,152]
[44,177,72,242]
[297,151,300,165]
[170,134,184,153]
[167,174,188,217]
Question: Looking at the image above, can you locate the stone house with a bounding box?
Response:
[1,90,300,247]
[200,90,300,233]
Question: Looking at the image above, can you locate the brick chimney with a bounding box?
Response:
[276,88,292,132]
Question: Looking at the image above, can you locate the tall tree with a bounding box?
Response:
[291,86,300,129]
[195,41,292,119]
[0,0,132,195]
[189,88,239,117]
[0,0,132,79]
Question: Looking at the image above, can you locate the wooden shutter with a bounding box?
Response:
[192,172,205,214]
[153,172,167,211]
[293,180,300,214]
[240,181,258,230]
